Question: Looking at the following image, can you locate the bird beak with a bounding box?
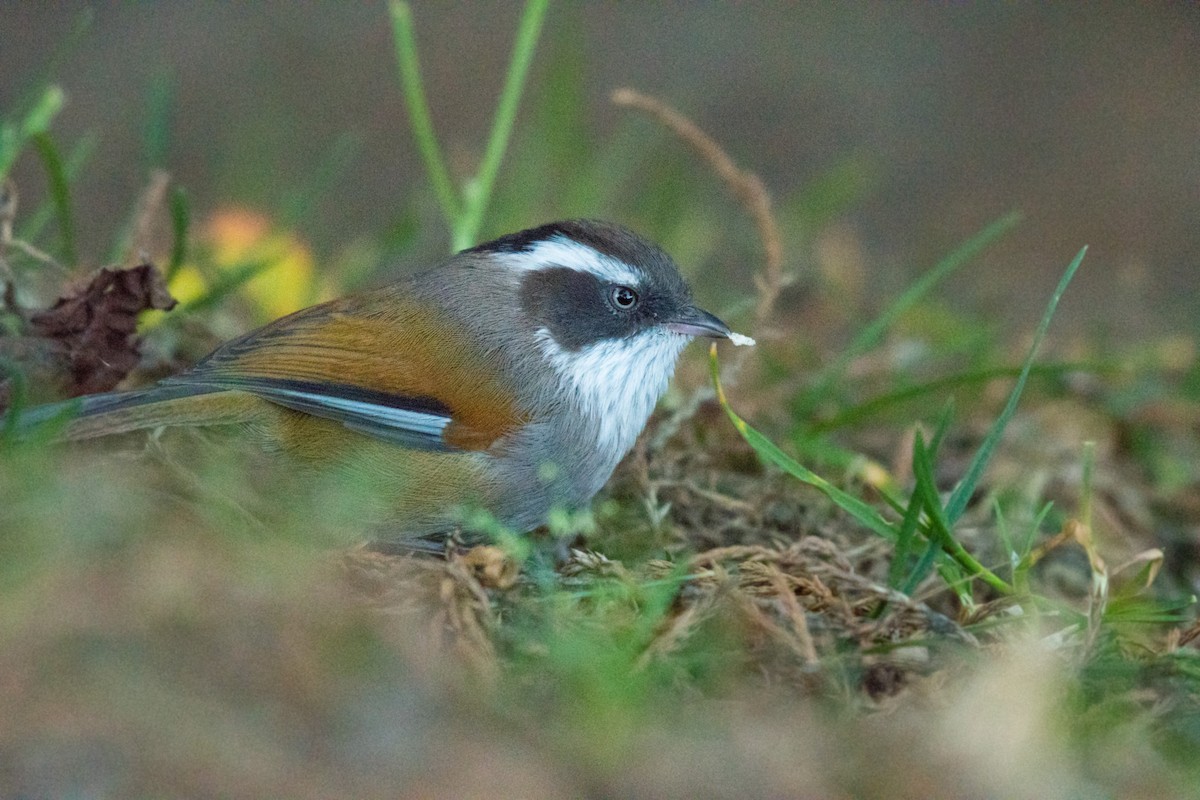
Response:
[664,305,732,339]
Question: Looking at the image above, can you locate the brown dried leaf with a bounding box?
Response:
[29,263,176,396]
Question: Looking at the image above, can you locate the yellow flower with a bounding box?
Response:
[145,208,326,329]
[202,209,322,319]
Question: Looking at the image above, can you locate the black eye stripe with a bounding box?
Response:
[520,267,667,352]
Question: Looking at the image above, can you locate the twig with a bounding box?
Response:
[1,180,65,276]
[613,89,784,450]
[611,88,785,326]
[0,179,16,248]
[664,481,759,515]
[766,564,820,667]
[636,590,713,669]
[124,169,171,266]
[5,237,63,271]
[688,544,783,568]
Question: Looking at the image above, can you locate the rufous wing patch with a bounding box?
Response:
[175,289,527,451]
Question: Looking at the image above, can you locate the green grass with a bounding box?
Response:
[1,5,1199,797]
[389,0,550,251]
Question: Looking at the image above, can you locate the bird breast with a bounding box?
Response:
[529,326,689,497]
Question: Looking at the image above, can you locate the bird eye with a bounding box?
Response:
[610,285,639,310]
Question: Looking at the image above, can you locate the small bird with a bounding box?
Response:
[17,220,752,549]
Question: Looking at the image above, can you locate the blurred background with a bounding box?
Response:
[2,2,1198,335]
[5,6,1200,796]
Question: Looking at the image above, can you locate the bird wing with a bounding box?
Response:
[164,287,527,452]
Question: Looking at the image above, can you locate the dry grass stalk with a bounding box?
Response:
[341,546,498,676]
[610,87,784,326]
[766,563,820,667]
[636,583,717,669]
[0,179,62,274]
[124,169,171,267]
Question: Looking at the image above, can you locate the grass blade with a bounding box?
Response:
[30,132,75,266]
[900,538,942,597]
[927,398,956,461]
[710,346,896,541]
[280,133,360,227]
[811,361,1110,433]
[176,256,277,315]
[166,186,190,279]
[18,133,95,246]
[887,488,925,590]
[0,358,29,443]
[910,431,1012,594]
[0,85,65,181]
[389,0,460,233]
[453,0,550,250]
[944,246,1088,523]
[796,211,1022,414]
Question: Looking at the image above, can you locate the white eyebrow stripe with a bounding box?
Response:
[492,235,641,285]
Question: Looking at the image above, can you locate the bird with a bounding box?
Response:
[14,219,753,550]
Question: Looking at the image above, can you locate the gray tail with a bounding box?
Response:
[5,384,218,440]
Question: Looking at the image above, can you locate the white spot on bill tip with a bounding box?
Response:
[728,332,756,347]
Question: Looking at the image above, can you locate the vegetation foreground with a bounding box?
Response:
[3,4,1200,797]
